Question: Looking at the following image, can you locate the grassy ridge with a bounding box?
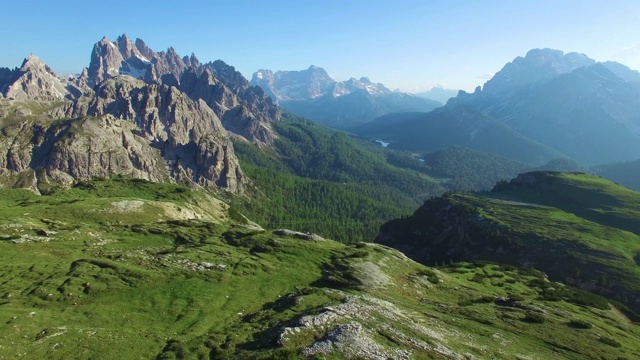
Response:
[493,172,640,234]
[378,172,640,315]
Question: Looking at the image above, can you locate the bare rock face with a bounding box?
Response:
[0,75,246,193]
[67,76,245,191]
[33,115,169,182]
[180,67,279,143]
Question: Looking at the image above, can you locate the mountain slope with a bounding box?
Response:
[353,49,640,165]
[414,86,458,104]
[419,146,529,190]
[377,171,640,314]
[1,179,639,359]
[352,105,563,165]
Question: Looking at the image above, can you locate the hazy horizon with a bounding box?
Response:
[2,0,639,92]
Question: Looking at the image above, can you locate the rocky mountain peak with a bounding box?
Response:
[339,77,390,96]
[134,38,154,59]
[482,48,596,95]
[115,33,145,61]
[20,54,49,72]
[250,65,396,102]
[183,53,202,69]
[250,65,336,102]
[88,36,127,85]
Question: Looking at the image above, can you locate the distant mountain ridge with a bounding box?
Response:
[352,48,640,165]
[250,65,441,129]
[414,86,458,104]
[251,65,392,102]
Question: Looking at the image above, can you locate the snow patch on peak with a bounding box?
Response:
[135,54,150,64]
[121,64,147,79]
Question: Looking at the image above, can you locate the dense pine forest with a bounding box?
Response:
[231,114,444,242]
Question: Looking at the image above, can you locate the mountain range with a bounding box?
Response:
[0,34,282,194]
[250,66,441,129]
[351,49,640,166]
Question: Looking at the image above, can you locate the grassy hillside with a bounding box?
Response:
[378,172,640,315]
[493,172,640,235]
[1,179,639,359]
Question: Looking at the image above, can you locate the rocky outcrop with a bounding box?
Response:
[179,67,278,143]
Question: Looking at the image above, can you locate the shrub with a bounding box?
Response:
[539,289,563,301]
[487,272,505,278]
[523,311,545,323]
[568,319,592,329]
[474,295,495,304]
[349,250,369,258]
[599,336,622,347]
[470,273,487,283]
[567,290,609,310]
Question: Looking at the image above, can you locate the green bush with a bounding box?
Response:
[568,319,592,329]
[599,336,622,347]
[470,272,487,283]
[523,311,545,323]
[349,250,369,258]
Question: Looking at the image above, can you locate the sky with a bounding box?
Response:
[2,0,640,92]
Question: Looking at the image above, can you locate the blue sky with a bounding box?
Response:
[2,0,639,92]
